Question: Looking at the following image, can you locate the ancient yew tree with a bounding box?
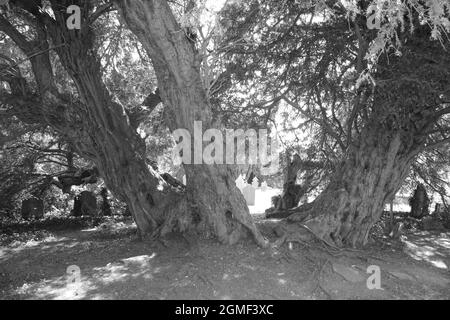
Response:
[290,12,449,247]
[0,0,266,245]
[1,0,449,249]
[0,0,187,239]
[113,0,267,246]
[218,0,450,247]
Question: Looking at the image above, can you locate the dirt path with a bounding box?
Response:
[0,222,449,300]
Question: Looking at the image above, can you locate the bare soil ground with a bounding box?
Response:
[0,219,449,300]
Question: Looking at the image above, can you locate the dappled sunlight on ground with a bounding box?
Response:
[17,253,162,300]
[0,236,74,263]
[1,221,449,300]
[402,231,450,270]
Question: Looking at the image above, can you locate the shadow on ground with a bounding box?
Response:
[0,222,449,300]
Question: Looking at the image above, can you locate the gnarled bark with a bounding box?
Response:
[276,17,450,248]
[115,0,267,246]
[42,1,192,238]
[1,1,188,239]
[287,133,413,247]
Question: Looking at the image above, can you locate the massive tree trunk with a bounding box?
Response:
[288,132,414,247]
[42,0,192,238]
[278,18,449,248]
[115,0,267,246]
[1,1,188,238]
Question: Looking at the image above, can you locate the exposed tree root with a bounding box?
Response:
[233,211,270,248]
[140,191,269,248]
[265,202,313,220]
[312,259,332,299]
[268,215,373,260]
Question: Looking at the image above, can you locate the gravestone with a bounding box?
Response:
[261,181,268,192]
[242,184,256,206]
[72,191,97,217]
[21,198,44,220]
[251,176,259,188]
[235,175,246,192]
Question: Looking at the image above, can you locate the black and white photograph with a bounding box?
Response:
[0,0,449,306]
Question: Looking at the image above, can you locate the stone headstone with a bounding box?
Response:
[251,176,259,189]
[235,175,246,192]
[21,198,44,220]
[72,191,97,217]
[261,181,268,192]
[242,185,256,206]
